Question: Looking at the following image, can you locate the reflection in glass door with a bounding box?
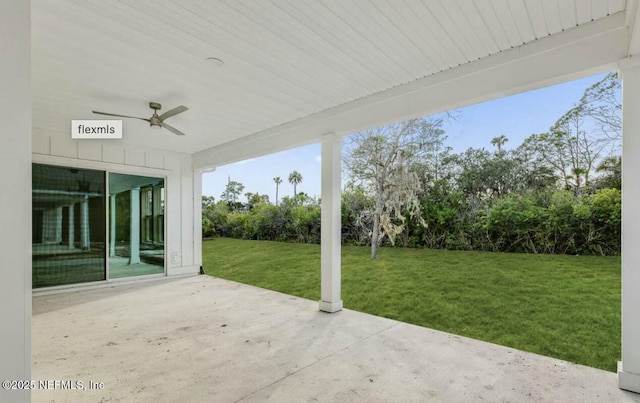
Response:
[32,164,106,288]
[108,173,165,279]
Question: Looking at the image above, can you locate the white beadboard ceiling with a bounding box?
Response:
[31,0,630,155]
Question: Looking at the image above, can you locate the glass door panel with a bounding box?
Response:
[108,173,165,279]
[32,164,106,288]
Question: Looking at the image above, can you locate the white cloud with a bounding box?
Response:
[315,155,321,163]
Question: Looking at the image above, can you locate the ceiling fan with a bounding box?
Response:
[92,102,188,136]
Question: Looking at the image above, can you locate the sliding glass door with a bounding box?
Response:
[108,173,165,279]
[32,164,106,288]
[32,164,165,288]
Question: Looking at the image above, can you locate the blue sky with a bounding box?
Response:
[202,72,610,202]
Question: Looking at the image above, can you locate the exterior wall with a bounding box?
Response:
[32,128,201,280]
[0,1,31,402]
[619,57,640,393]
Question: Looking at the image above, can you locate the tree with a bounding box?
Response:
[512,143,559,193]
[522,106,607,194]
[344,117,444,259]
[518,72,620,195]
[288,170,303,196]
[456,148,492,199]
[245,192,266,210]
[341,182,374,246]
[202,196,217,237]
[593,156,621,190]
[273,176,282,205]
[410,127,452,187]
[578,72,621,142]
[552,107,605,192]
[202,195,215,210]
[220,177,245,210]
[490,135,508,152]
[202,199,230,237]
[570,167,587,197]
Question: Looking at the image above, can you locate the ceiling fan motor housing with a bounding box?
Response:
[149,116,161,128]
[149,102,162,127]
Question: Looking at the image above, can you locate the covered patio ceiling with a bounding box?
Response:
[32,0,639,167]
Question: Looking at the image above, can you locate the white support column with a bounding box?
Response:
[80,196,90,250]
[619,57,640,394]
[153,186,162,243]
[42,209,55,243]
[68,204,75,249]
[54,206,63,244]
[0,1,31,401]
[193,171,203,271]
[319,134,343,313]
[109,195,116,257]
[40,210,46,244]
[141,188,151,242]
[129,187,141,265]
[42,208,63,244]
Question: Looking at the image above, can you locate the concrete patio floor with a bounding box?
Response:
[32,275,640,403]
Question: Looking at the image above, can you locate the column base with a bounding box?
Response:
[319,300,343,313]
[618,362,640,393]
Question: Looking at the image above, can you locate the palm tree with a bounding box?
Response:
[490,135,508,152]
[571,167,587,196]
[273,176,282,205]
[288,170,303,196]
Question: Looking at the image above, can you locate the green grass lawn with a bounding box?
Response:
[203,237,621,372]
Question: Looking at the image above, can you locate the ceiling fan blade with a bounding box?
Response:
[158,105,188,122]
[92,110,150,122]
[160,121,186,136]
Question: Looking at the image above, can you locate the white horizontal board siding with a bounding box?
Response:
[32,131,50,155]
[145,151,164,169]
[78,142,102,162]
[102,144,126,165]
[50,138,77,159]
[124,147,145,167]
